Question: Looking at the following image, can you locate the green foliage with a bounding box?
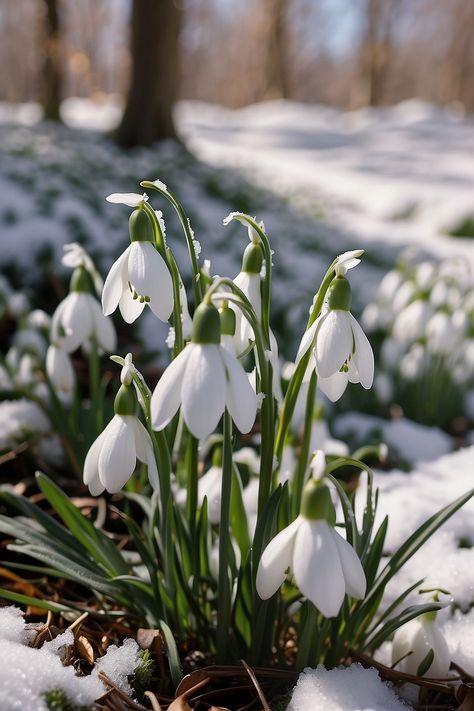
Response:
[129,649,155,701]
[43,688,88,711]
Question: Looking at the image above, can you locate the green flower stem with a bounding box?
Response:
[206,278,275,514]
[291,370,317,518]
[274,261,338,462]
[185,434,199,538]
[296,601,321,670]
[141,202,184,357]
[216,409,233,662]
[141,181,203,306]
[167,249,184,356]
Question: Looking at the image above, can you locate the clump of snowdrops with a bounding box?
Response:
[0,182,472,687]
[362,251,474,428]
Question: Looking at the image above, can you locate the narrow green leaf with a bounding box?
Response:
[0,588,75,613]
[364,603,442,651]
[417,648,435,677]
[158,618,182,688]
[363,516,388,588]
[230,466,250,559]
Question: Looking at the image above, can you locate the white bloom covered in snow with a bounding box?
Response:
[102,205,173,324]
[84,384,158,495]
[296,275,374,402]
[256,480,366,617]
[151,302,258,440]
[46,345,75,393]
[51,267,116,354]
[391,612,451,678]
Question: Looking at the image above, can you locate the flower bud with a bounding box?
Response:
[241,242,263,274]
[301,480,336,525]
[219,302,236,336]
[114,383,136,416]
[327,276,352,311]
[192,302,221,344]
[129,208,154,243]
[69,266,94,294]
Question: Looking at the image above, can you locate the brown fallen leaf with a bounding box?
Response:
[175,669,210,697]
[167,699,192,711]
[137,627,163,652]
[75,634,95,664]
[457,684,474,711]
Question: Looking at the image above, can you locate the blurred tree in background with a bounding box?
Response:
[1,0,474,143]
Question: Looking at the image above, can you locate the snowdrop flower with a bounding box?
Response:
[51,267,116,354]
[198,465,223,524]
[391,612,450,678]
[46,345,75,394]
[256,479,366,617]
[296,275,374,402]
[334,249,364,275]
[231,240,263,355]
[62,242,103,296]
[84,383,158,495]
[151,301,258,440]
[426,311,465,355]
[102,206,173,324]
[392,298,433,344]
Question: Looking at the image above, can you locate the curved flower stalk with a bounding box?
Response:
[84,382,158,495]
[256,479,366,617]
[50,266,116,354]
[391,609,450,678]
[102,199,173,324]
[296,273,374,402]
[151,301,258,440]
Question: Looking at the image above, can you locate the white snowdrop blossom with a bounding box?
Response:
[106,192,149,207]
[256,480,366,617]
[296,275,374,402]
[51,267,116,354]
[101,207,173,324]
[151,302,258,440]
[392,298,433,344]
[391,613,450,678]
[46,345,75,393]
[198,464,223,524]
[84,384,158,495]
[229,240,264,355]
[120,352,136,386]
[62,243,103,295]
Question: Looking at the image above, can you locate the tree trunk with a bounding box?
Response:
[40,0,62,121]
[116,0,182,148]
[261,0,290,100]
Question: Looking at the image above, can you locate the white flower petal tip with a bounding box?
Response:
[335,249,364,275]
[256,516,365,617]
[83,414,158,494]
[151,341,257,440]
[51,292,116,355]
[106,193,149,207]
[150,179,168,191]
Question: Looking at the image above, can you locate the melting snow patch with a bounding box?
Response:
[287,664,411,711]
[93,637,140,694]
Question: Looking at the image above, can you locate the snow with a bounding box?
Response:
[287,664,410,711]
[0,606,141,710]
[333,413,452,464]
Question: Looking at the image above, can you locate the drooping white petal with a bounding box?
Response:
[198,465,222,524]
[88,472,105,496]
[128,242,173,322]
[83,425,110,488]
[256,516,301,600]
[89,296,117,352]
[331,528,366,599]
[151,345,192,430]
[46,345,75,393]
[293,519,346,617]
[181,344,226,439]
[220,345,257,434]
[349,313,374,389]
[118,288,145,323]
[98,415,136,492]
[58,293,93,353]
[50,298,69,345]
[133,418,160,491]
[318,371,349,402]
[295,318,320,365]
[101,246,131,316]
[315,311,352,379]
[106,193,149,207]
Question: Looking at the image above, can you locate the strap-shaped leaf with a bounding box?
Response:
[364,602,442,651]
